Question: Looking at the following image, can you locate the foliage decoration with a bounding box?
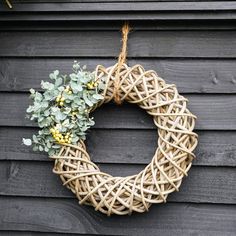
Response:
[23,61,104,156]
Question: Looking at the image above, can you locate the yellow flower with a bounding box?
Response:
[87,82,94,89]
[50,128,55,133]
[55,137,60,142]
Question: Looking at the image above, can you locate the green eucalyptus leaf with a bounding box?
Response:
[71,81,79,93]
[32,135,38,143]
[83,92,93,107]
[55,77,63,87]
[41,81,54,90]
[29,88,35,94]
[22,138,32,146]
[55,111,67,121]
[49,73,56,80]
[26,106,34,113]
[54,70,59,76]
[70,73,77,81]
[92,94,104,100]
[33,146,38,152]
[77,83,83,92]
[58,87,64,92]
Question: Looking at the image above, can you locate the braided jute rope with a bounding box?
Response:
[51,24,198,216]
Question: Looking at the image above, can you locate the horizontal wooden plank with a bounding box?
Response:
[0,93,236,130]
[2,3,236,21]
[0,232,90,236]
[2,12,236,21]
[0,232,92,236]
[1,31,236,58]
[0,161,236,204]
[1,21,236,31]
[2,2,236,12]
[1,127,236,166]
[0,197,235,235]
[1,58,236,93]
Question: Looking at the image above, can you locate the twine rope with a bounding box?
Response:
[113,22,130,104]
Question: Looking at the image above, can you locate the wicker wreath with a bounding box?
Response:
[51,24,198,216]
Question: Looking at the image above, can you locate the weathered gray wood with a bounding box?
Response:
[1,93,236,130]
[1,31,236,58]
[2,2,236,12]
[2,1,236,22]
[1,21,236,31]
[0,232,91,236]
[0,197,235,235]
[1,127,236,166]
[1,58,236,93]
[0,161,235,204]
[2,12,236,21]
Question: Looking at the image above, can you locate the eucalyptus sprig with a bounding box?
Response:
[23,61,104,156]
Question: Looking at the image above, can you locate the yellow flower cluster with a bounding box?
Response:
[87,81,98,90]
[50,127,73,144]
[64,85,72,94]
[71,111,78,116]
[56,94,65,107]
[56,86,73,107]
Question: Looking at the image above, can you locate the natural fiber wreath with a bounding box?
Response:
[20,23,197,216]
[51,58,198,215]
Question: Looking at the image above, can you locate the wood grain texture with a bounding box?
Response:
[2,13,236,21]
[1,58,236,93]
[0,161,236,204]
[1,31,236,58]
[0,197,236,235]
[2,2,236,11]
[1,127,236,166]
[1,2,236,21]
[0,93,236,130]
[0,232,94,236]
[0,233,92,236]
[1,21,236,31]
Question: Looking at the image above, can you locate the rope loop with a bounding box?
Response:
[113,22,130,104]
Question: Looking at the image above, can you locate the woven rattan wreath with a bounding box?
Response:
[51,24,198,216]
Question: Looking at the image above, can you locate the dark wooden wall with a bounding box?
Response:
[0,1,236,235]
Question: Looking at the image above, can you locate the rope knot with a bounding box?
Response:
[113,22,130,105]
